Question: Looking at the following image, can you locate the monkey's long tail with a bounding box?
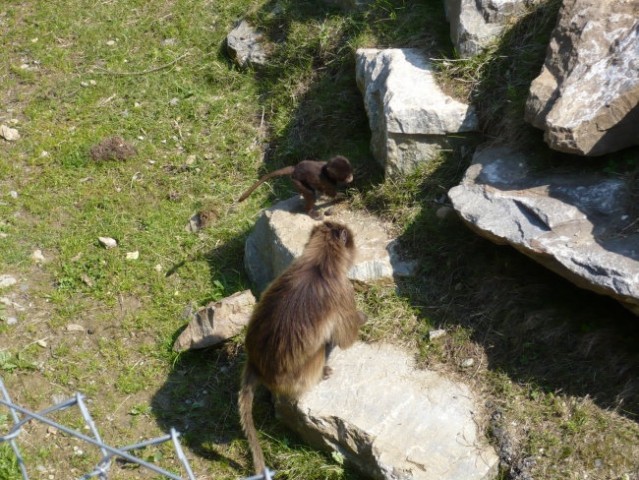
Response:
[238,364,266,475]
[237,166,295,203]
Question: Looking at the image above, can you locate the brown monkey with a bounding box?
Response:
[237,156,354,218]
[238,221,366,475]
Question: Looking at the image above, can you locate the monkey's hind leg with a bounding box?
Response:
[292,179,321,219]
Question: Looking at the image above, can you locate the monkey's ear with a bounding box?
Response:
[339,228,349,246]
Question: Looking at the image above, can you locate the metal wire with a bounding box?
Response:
[0,378,274,480]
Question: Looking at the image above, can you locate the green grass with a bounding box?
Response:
[1,0,639,479]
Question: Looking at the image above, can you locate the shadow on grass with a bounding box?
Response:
[222,0,453,206]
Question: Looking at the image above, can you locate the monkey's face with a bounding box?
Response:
[326,156,354,185]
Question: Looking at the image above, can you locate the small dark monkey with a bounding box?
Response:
[238,221,367,475]
[237,156,354,218]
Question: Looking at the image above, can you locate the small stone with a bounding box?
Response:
[89,80,96,86]
[51,393,65,404]
[169,97,179,106]
[0,125,20,141]
[154,264,163,273]
[0,275,17,289]
[428,328,447,340]
[32,249,46,263]
[80,81,89,87]
[98,237,118,249]
[126,251,139,260]
[80,274,94,287]
[0,233,8,238]
[461,358,475,368]
[185,154,196,165]
[436,206,454,219]
[106,40,116,46]
[6,317,18,325]
[9,191,18,199]
[66,324,85,332]
[36,339,48,348]
[41,150,50,157]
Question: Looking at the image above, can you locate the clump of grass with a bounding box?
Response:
[0,443,20,480]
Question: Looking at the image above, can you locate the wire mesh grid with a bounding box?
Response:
[0,378,273,480]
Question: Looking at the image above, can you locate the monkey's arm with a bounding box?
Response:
[237,165,296,202]
[330,308,364,349]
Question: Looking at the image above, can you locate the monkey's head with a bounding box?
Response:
[308,221,356,266]
[325,156,354,184]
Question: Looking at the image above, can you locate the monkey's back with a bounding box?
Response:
[245,260,346,397]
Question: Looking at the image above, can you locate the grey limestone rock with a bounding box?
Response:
[448,145,639,315]
[244,196,417,293]
[226,20,269,68]
[276,343,499,480]
[525,0,639,156]
[173,290,256,352]
[444,0,529,57]
[355,48,478,175]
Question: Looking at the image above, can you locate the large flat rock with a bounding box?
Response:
[276,343,498,480]
[448,145,639,314]
[244,196,416,293]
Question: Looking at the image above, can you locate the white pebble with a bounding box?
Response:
[98,237,118,249]
[428,329,447,340]
[460,358,475,368]
[126,251,139,260]
[32,249,46,263]
[0,125,20,141]
[0,274,17,289]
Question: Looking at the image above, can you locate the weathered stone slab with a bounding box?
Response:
[244,196,416,293]
[525,0,639,156]
[448,145,639,314]
[276,343,499,480]
[444,0,528,57]
[226,20,269,68]
[173,290,256,352]
[355,48,478,175]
